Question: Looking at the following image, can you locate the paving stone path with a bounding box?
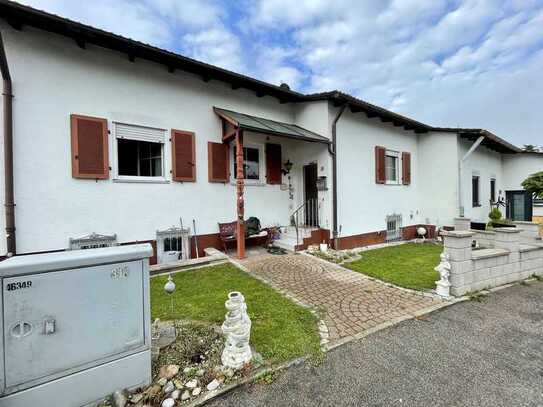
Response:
[240,253,443,345]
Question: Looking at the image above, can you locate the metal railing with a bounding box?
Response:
[291,198,319,246]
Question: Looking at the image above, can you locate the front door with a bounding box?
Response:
[506,190,533,221]
[303,163,318,227]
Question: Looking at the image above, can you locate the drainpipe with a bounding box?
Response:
[458,135,485,217]
[329,103,347,250]
[0,31,15,256]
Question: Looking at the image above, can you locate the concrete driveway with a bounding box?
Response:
[209,280,543,407]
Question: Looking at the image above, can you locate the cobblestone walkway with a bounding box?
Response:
[240,253,443,346]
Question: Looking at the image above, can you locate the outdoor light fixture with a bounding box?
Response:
[282,159,293,175]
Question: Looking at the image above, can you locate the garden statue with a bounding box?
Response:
[417,226,427,242]
[221,291,252,369]
[435,252,451,297]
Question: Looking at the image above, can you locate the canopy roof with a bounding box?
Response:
[214,107,330,144]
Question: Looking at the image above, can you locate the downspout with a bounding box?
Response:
[329,103,347,249]
[458,135,485,217]
[0,31,15,256]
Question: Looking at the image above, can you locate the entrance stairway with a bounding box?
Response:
[273,226,316,252]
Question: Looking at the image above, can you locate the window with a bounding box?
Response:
[490,178,496,202]
[385,151,400,184]
[232,144,263,182]
[118,139,163,176]
[472,175,480,207]
[114,122,166,181]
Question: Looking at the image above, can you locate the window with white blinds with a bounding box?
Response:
[114,122,166,144]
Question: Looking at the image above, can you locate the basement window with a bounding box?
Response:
[114,122,166,181]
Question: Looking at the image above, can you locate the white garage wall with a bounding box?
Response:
[502,153,543,190]
[458,139,504,222]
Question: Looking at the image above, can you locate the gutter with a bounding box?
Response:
[458,135,485,217]
[329,103,347,249]
[0,31,15,256]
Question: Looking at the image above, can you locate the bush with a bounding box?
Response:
[488,208,502,221]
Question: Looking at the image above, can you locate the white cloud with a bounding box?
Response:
[15,0,543,145]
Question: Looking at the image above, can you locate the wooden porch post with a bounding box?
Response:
[235,128,246,259]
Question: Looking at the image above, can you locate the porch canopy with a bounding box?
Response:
[213,107,330,144]
[213,107,329,260]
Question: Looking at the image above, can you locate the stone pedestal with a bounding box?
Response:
[435,280,451,297]
[454,217,471,231]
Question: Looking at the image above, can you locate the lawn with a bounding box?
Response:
[344,243,442,290]
[150,263,321,364]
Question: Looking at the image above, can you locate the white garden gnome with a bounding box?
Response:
[221,291,252,370]
[435,252,451,297]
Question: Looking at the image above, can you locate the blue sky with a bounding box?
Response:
[18,0,543,147]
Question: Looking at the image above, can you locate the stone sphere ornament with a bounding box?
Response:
[417,227,427,238]
[164,274,176,294]
[221,291,252,370]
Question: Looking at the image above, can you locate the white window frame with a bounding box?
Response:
[230,142,265,185]
[112,122,168,183]
[385,150,402,185]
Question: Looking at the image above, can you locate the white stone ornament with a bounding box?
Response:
[417,227,427,241]
[164,274,176,294]
[435,252,451,297]
[221,291,252,370]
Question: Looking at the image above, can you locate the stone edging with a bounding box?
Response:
[185,356,306,407]
[299,251,445,301]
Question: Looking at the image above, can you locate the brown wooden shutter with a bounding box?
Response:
[208,141,229,182]
[171,130,196,182]
[375,146,386,184]
[265,143,282,185]
[402,151,411,185]
[70,114,109,179]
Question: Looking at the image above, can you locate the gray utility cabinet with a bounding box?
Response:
[0,244,153,407]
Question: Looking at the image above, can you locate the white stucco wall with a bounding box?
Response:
[417,131,459,227]
[458,139,504,222]
[1,23,331,255]
[502,153,543,190]
[335,110,423,237]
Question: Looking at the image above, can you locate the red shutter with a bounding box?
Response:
[402,151,411,185]
[70,114,109,179]
[208,142,229,182]
[266,143,282,185]
[375,146,386,184]
[171,130,196,182]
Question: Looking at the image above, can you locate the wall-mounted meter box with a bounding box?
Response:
[0,244,153,407]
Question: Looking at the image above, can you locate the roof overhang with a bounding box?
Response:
[0,0,306,103]
[433,128,521,154]
[214,107,330,144]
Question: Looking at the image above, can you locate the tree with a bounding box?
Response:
[523,144,540,152]
[522,171,543,199]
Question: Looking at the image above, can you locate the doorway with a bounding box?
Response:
[506,190,533,221]
[303,163,318,227]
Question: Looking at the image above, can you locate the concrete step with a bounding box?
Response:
[273,237,299,252]
[281,226,315,240]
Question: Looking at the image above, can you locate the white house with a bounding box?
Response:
[0,2,541,263]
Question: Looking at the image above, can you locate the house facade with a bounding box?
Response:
[0,2,541,262]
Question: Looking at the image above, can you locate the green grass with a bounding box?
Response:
[151,263,321,364]
[344,243,442,290]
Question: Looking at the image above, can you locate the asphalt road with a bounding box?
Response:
[209,281,543,407]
